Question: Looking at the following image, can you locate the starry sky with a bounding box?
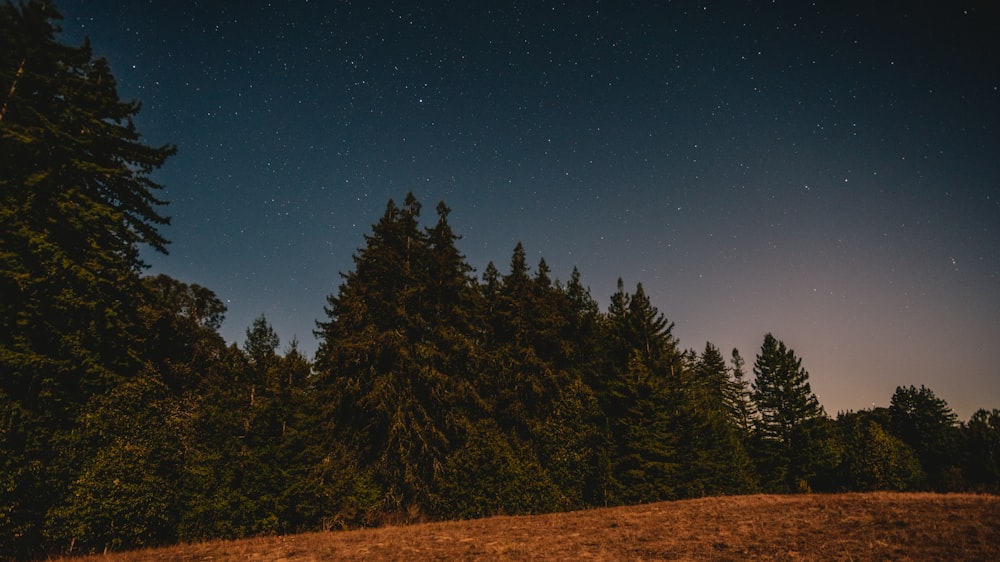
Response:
[55,1,999,419]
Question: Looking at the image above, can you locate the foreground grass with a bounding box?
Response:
[57,492,999,561]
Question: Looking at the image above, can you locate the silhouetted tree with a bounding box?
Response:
[603,281,683,502]
[964,408,1000,492]
[728,348,756,439]
[751,334,830,492]
[889,385,963,491]
[834,410,923,491]
[674,343,757,496]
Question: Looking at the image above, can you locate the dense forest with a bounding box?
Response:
[2,2,999,559]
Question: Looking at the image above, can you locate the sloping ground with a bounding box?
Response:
[60,493,999,561]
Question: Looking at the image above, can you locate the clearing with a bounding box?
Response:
[58,492,999,561]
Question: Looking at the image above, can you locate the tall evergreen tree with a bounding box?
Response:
[1,2,174,556]
[888,385,963,491]
[603,281,683,502]
[751,333,828,492]
[264,339,318,529]
[175,343,260,541]
[314,195,485,517]
[229,315,294,535]
[481,243,551,434]
[727,348,757,440]
[964,408,1000,492]
[477,244,604,512]
[674,342,756,496]
[553,267,613,505]
[606,351,678,503]
[243,314,280,442]
[525,260,610,509]
[562,267,605,387]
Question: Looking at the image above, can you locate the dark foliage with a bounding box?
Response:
[2,3,999,558]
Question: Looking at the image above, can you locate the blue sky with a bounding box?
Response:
[57,1,999,418]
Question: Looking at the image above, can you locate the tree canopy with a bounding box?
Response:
[2,0,174,555]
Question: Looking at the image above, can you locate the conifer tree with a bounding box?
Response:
[470,245,611,510]
[964,408,1000,492]
[477,244,579,511]
[727,348,756,439]
[603,281,683,502]
[618,283,678,372]
[1,2,175,555]
[425,202,481,334]
[265,339,317,529]
[527,261,610,509]
[606,351,678,502]
[482,243,552,434]
[230,315,294,535]
[563,267,605,386]
[751,333,828,492]
[674,343,756,496]
[243,314,280,441]
[419,201,484,428]
[554,267,613,504]
[889,385,963,491]
[314,195,484,516]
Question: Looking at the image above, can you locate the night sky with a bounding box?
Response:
[55,1,998,419]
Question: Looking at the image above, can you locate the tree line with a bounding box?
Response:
[2,1,999,558]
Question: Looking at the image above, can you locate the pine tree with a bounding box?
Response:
[1,3,175,555]
[727,348,756,440]
[889,385,963,491]
[555,267,613,505]
[243,314,280,441]
[482,243,552,434]
[266,338,317,529]
[563,267,604,386]
[231,315,291,535]
[425,202,481,335]
[674,343,756,496]
[964,409,1000,492]
[602,281,684,502]
[606,351,678,502]
[751,333,828,492]
[314,195,485,516]
[419,201,484,430]
[464,244,612,510]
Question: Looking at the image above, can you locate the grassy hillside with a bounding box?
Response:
[57,493,999,561]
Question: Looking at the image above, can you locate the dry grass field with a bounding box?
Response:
[56,492,999,561]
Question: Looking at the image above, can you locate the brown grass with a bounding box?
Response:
[55,493,1000,561]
